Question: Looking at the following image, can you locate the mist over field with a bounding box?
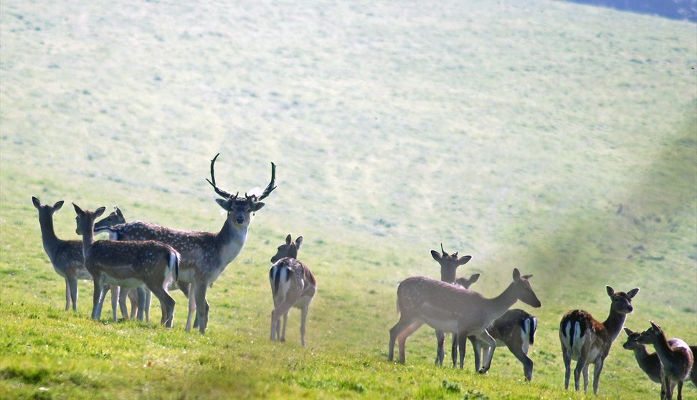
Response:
[1,1,695,399]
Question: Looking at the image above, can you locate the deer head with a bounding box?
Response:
[75,206,125,235]
[206,153,276,226]
[73,204,106,237]
[622,327,644,350]
[454,273,481,289]
[430,243,472,283]
[607,286,639,315]
[510,268,542,308]
[270,234,303,263]
[636,321,665,346]
[32,196,64,217]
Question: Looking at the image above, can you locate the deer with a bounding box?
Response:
[76,206,151,322]
[559,286,639,395]
[636,321,694,400]
[430,244,472,367]
[454,276,539,381]
[623,327,663,394]
[73,204,180,327]
[388,268,541,370]
[32,196,92,312]
[94,154,276,333]
[268,234,317,346]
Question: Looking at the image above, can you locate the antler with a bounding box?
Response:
[206,153,236,199]
[440,243,447,257]
[256,162,277,201]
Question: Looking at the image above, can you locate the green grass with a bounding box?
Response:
[1,0,696,398]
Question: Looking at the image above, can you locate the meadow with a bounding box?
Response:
[1,0,696,398]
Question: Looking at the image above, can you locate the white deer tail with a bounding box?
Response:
[167,250,180,284]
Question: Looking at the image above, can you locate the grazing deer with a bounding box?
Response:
[96,154,276,333]
[454,275,538,381]
[268,234,316,346]
[636,321,694,400]
[32,196,92,312]
[559,286,639,394]
[430,244,472,367]
[76,207,151,322]
[388,268,541,369]
[73,204,180,327]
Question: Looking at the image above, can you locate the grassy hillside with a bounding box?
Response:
[1,0,696,399]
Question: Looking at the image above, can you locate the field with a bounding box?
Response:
[1,0,696,399]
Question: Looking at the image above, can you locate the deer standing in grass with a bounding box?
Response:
[636,321,694,400]
[559,286,639,394]
[430,244,472,367]
[96,154,276,333]
[77,207,151,322]
[388,268,541,370]
[268,234,316,346]
[455,276,538,381]
[623,327,664,393]
[32,197,92,312]
[73,204,180,327]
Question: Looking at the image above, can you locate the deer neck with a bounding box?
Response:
[38,213,60,256]
[216,217,248,264]
[80,223,96,257]
[484,282,520,320]
[648,330,674,364]
[602,309,627,342]
[440,269,456,283]
[631,344,652,367]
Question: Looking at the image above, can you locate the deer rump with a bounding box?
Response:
[269,258,314,307]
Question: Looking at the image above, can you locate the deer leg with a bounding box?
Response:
[591,357,604,394]
[507,341,534,381]
[194,284,209,334]
[451,333,460,368]
[64,279,71,311]
[434,330,445,366]
[470,336,481,372]
[109,285,120,321]
[475,330,496,373]
[148,285,175,328]
[68,277,79,312]
[457,334,467,369]
[677,380,682,400]
[300,303,309,347]
[144,289,151,322]
[118,288,129,320]
[397,322,423,364]
[91,277,104,320]
[582,362,590,392]
[561,343,572,390]
[388,315,417,362]
[271,301,294,343]
[185,283,196,332]
[280,311,289,342]
[135,288,147,321]
[573,351,587,392]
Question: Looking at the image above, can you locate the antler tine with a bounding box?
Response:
[205,153,234,199]
[440,243,447,256]
[256,162,277,201]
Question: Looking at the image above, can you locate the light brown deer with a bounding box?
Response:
[268,234,316,346]
[559,286,639,394]
[32,197,91,312]
[388,268,541,369]
[94,154,276,333]
[453,275,538,380]
[73,204,180,327]
[636,321,694,400]
[430,244,472,367]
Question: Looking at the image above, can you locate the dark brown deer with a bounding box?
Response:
[454,276,538,380]
[269,234,316,346]
[94,154,276,333]
[559,286,639,394]
[430,244,472,367]
[637,321,694,400]
[623,327,663,394]
[73,204,180,327]
[388,268,541,369]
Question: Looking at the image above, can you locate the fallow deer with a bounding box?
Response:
[32,196,91,312]
[559,286,639,394]
[454,275,538,380]
[636,321,694,400]
[73,204,180,327]
[430,244,472,367]
[96,154,276,333]
[623,327,663,395]
[268,234,316,346]
[388,268,541,370]
[77,207,151,322]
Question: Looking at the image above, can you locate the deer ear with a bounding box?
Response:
[72,203,83,215]
[215,198,229,210]
[32,196,41,209]
[430,250,441,262]
[512,268,521,281]
[115,207,123,218]
[295,236,303,249]
[457,255,472,265]
[469,273,480,284]
[251,202,265,212]
[522,274,533,279]
[624,327,633,336]
[94,207,106,218]
[285,234,292,245]
[650,321,660,331]
[606,286,615,296]
[53,201,64,211]
[627,288,639,299]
